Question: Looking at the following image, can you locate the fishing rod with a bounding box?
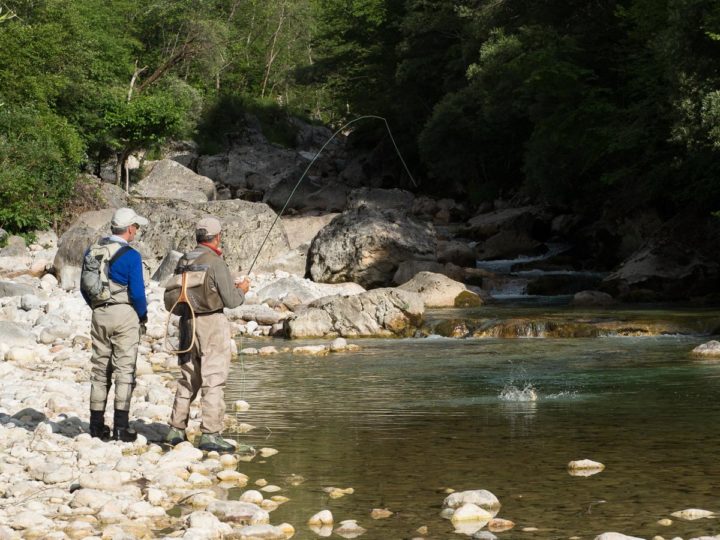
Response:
[244,114,417,275]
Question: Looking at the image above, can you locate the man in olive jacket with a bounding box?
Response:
[165,217,251,453]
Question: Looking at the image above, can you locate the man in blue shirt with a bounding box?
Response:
[85,207,148,442]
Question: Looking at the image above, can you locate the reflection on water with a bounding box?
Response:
[227,332,720,539]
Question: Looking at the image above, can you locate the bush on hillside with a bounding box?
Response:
[0,106,84,233]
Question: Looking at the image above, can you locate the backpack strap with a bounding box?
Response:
[108,244,132,268]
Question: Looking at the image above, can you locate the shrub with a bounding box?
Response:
[0,106,84,233]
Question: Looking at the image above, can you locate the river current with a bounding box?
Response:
[226,303,720,540]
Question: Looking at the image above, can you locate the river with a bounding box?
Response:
[225,302,720,540]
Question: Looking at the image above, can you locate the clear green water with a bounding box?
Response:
[227,310,720,540]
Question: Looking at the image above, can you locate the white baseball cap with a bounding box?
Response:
[111,207,149,228]
[196,217,222,236]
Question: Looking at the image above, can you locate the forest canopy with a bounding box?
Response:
[0,0,719,232]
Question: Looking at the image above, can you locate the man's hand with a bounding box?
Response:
[234,277,250,294]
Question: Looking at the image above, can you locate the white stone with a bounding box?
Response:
[239,490,263,505]
[234,400,250,412]
[330,337,348,351]
[670,508,714,520]
[692,340,720,357]
[594,534,646,540]
[451,503,493,522]
[308,510,334,526]
[444,489,501,510]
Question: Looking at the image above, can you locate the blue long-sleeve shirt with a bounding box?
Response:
[106,237,148,320]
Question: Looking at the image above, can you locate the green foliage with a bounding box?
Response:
[0,106,83,232]
[196,95,301,154]
[104,82,199,154]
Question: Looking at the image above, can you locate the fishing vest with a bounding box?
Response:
[80,238,132,309]
[163,249,224,315]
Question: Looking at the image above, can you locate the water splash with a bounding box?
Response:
[499,383,539,402]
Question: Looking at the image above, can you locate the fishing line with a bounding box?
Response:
[245,114,417,275]
[236,115,417,402]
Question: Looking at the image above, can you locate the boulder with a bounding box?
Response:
[438,240,477,268]
[263,176,349,213]
[398,271,481,308]
[286,288,424,338]
[254,275,365,305]
[571,290,616,306]
[308,207,437,288]
[346,187,415,212]
[692,341,720,357]
[465,206,552,240]
[476,229,547,261]
[602,237,719,301]
[281,214,339,250]
[133,159,216,203]
[53,209,115,289]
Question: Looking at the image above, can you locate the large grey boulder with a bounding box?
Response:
[281,214,339,250]
[286,288,424,338]
[129,199,291,275]
[308,208,437,288]
[53,209,115,290]
[263,176,349,213]
[132,160,216,203]
[602,237,719,301]
[54,200,291,289]
[254,275,365,305]
[464,206,552,260]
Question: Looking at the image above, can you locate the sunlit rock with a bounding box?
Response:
[216,470,248,486]
[233,400,250,412]
[568,459,605,476]
[692,341,720,357]
[234,524,288,540]
[335,519,366,539]
[239,490,264,505]
[451,503,493,523]
[594,533,646,540]
[309,524,333,537]
[656,519,672,526]
[259,448,278,458]
[292,345,329,356]
[205,501,262,524]
[444,490,500,511]
[371,508,393,519]
[670,508,714,520]
[250,509,270,525]
[472,531,498,540]
[488,518,515,532]
[308,510,334,526]
[454,521,487,536]
[185,510,233,537]
[323,486,354,499]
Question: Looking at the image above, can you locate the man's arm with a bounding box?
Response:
[126,250,148,321]
[212,260,245,309]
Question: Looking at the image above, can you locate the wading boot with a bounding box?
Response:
[89,424,111,441]
[113,409,137,442]
[113,426,138,442]
[197,433,237,453]
[89,410,111,441]
[165,427,187,446]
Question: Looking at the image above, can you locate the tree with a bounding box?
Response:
[0,106,83,232]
